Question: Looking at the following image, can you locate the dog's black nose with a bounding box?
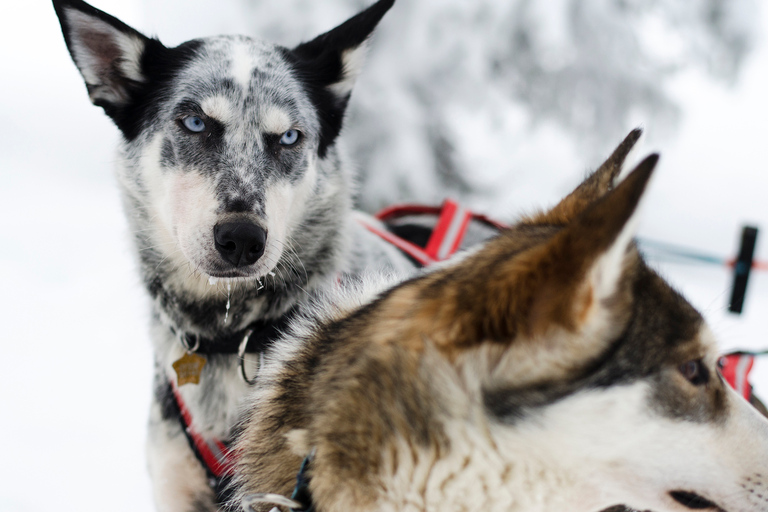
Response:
[214,222,267,267]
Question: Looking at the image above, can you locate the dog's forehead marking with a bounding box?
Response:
[229,39,260,91]
[260,105,292,134]
[201,95,235,124]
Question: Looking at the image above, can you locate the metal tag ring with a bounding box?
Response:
[180,332,200,353]
[238,329,262,385]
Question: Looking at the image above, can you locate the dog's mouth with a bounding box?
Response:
[206,272,260,282]
[670,491,724,511]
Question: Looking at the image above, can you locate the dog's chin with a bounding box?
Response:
[669,491,725,512]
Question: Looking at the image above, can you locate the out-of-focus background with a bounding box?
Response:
[1,0,766,510]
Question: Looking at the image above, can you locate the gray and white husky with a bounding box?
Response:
[52,0,415,510]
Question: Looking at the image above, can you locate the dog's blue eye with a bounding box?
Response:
[182,116,206,133]
[279,129,300,146]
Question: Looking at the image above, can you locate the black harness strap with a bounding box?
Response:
[290,453,315,512]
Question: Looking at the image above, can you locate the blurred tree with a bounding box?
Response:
[236,0,758,212]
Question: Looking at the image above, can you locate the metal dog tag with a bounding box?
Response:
[172,352,207,386]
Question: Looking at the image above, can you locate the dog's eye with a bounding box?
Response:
[181,116,206,133]
[279,129,301,146]
[679,359,709,386]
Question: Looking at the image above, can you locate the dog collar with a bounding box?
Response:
[171,307,299,386]
[171,308,299,356]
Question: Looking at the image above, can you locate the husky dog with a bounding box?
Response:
[52,0,418,510]
[233,129,768,512]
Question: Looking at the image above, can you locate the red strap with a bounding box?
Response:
[720,353,755,401]
[171,381,236,478]
[368,200,505,265]
[375,204,444,220]
[358,217,436,266]
[424,199,472,261]
[376,202,507,231]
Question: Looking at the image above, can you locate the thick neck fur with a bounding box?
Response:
[116,141,353,339]
[304,345,621,512]
[371,425,607,512]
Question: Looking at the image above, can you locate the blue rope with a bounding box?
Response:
[637,238,730,267]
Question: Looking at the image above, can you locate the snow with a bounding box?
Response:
[1,1,767,511]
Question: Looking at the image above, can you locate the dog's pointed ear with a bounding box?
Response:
[528,128,644,226]
[286,0,394,157]
[397,153,657,375]
[53,0,153,113]
[523,154,657,340]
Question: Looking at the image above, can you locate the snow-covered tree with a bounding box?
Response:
[147,0,759,214]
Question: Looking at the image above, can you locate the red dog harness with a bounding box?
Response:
[361,199,506,265]
[171,381,235,480]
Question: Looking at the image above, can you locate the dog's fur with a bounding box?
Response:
[232,130,768,512]
[52,1,418,510]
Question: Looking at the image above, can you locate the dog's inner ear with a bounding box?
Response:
[286,0,394,157]
[56,4,150,110]
[524,154,657,343]
[526,128,644,226]
[407,154,656,386]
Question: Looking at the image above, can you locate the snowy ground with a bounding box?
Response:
[1,1,767,511]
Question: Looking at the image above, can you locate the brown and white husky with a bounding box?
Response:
[231,129,768,512]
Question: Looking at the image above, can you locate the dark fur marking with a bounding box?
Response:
[161,138,177,168]
[155,369,181,422]
[483,262,721,425]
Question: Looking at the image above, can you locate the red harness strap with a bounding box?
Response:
[356,217,436,266]
[720,353,756,401]
[423,200,472,261]
[374,201,506,231]
[171,380,236,479]
[361,199,506,265]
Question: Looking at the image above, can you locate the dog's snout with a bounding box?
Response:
[214,222,267,267]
